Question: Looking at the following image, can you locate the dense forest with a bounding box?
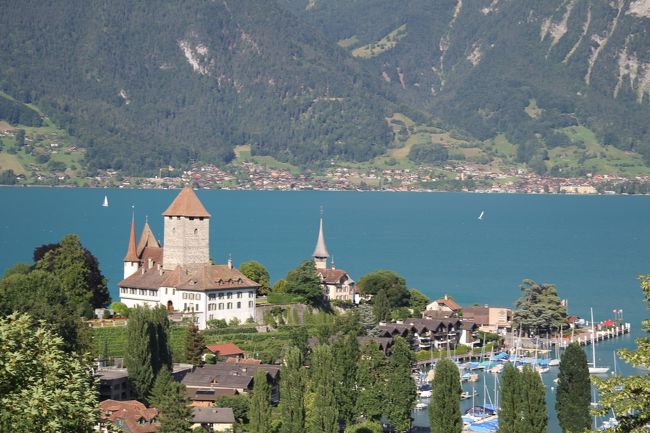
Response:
[282,0,650,164]
[0,0,394,174]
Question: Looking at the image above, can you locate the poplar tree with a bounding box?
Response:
[250,369,272,433]
[332,333,360,426]
[428,358,462,433]
[355,341,388,421]
[149,366,173,408]
[372,288,390,323]
[155,369,192,433]
[385,337,416,433]
[499,363,522,433]
[555,342,591,432]
[308,345,339,433]
[125,306,172,400]
[520,365,548,433]
[280,346,305,433]
[185,321,206,366]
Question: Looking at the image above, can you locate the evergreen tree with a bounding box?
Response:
[332,333,360,426]
[250,369,272,433]
[520,365,548,433]
[355,341,387,421]
[372,288,390,323]
[149,366,174,408]
[499,363,522,433]
[125,306,172,400]
[513,279,567,337]
[155,370,192,433]
[185,321,206,366]
[385,337,416,433]
[280,346,305,433]
[428,359,462,433]
[555,343,591,433]
[308,345,339,433]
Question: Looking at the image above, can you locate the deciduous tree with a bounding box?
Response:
[285,260,323,306]
[250,369,272,433]
[358,270,410,308]
[513,279,566,337]
[499,363,522,433]
[332,333,360,425]
[429,358,462,433]
[555,343,590,433]
[308,345,339,433]
[240,260,271,296]
[372,288,390,323]
[355,341,387,421]
[280,347,305,433]
[385,337,416,433]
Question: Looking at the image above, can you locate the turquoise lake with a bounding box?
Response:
[1,187,648,431]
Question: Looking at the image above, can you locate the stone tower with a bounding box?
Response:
[312,213,329,270]
[123,214,139,278]
[162,187,212,270]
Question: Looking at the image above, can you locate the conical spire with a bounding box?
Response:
[312,211,329,259]
[124,212,138,262]
[162,186,211,218]
[136,221,160,256]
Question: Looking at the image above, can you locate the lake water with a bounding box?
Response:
[1,187,649,431]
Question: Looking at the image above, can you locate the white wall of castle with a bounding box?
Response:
[120,286,256,330]
[163,216,210,270]
[123,261,139,279]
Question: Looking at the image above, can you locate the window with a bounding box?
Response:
[183,303,187,311]
[227,292,233,299]
[227,302,232,309]
[195,303,199,311]
[182,293,187,300]
[237,302,241,309]
[208,293,216,300]
[218,303,224,310]
[237,292,242,299]
[172,289,176,295]
[209,314,214,320]
[218,293,224,299]
[165,288,168,295]
[248,301,254,308]
[130,288,136,294]
[249,291,254,298]
[196,294,201,300]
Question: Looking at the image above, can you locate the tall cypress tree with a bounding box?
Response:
[185,321,206,366]
[499,363,522,433]
[429,358,462,433]
[385,337,416,433]
[521,365,548,433]
[332,333,360,426]
[250,369,272,433]
[355,341,388,421]
[372,289,390,323]
[308,345,339,433]
[149,366,173,408]
[280,346,305,433]
[556,343,591,433]
[155,370,193,433]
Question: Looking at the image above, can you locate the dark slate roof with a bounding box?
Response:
[192,407,235,424]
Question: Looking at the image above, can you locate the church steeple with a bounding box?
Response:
[123,211,140,278]
[312,209,329,270]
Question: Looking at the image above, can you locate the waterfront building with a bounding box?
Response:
[119,187,259,329]
[312,213,356,302]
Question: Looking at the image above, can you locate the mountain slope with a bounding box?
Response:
[281,0,650,164]
[0,0,394,174]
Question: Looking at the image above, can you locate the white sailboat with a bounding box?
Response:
[589,308,610,374]
[102,194,109,207]
[478,210,485,220]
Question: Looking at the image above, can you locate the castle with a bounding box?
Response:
[118,187,259,329]
[312,214,356,302]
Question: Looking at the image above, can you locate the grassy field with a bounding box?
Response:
[337,36,359,48]
[351,24,406,58]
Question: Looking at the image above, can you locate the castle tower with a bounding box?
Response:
[312,212,329,270]
[162,187,211,270]
[123,214,139,278]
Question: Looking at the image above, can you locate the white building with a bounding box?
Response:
[312,214,356,302]
[119,187,259,329]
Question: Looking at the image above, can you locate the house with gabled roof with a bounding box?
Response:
[98,400,160,433]
[119,187,260,329]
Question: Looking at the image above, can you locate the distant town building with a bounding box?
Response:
[191,407,235,432]
[205,343,245,361]
[312,213,356,302]
[462,305,512,333]
[425,294,462,315]
[119,187,259,329]
[97,400,160,433]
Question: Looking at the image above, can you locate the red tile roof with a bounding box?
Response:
[124,217,138,262]
[206,343,244,357]
[99,400,160,433]
[435,295,461,311]
[317,268,349,284]
[162,187,211,218]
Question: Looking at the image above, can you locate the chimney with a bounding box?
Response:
[148,257,153,269]
[227,255,233,270]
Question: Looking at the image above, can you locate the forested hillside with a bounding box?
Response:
[281,0,650,164]
[0,0,394,174]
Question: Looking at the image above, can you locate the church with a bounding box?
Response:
[118,187,259,329]
[312,214,356,302]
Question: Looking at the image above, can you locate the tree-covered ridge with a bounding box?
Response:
[0,0,394,174]
[281,0,650,165]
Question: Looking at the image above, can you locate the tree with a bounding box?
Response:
[280,347,305,433]
[357,270,410,308]
[111,301,130,317]
[512,279,566,337]
[241,260,271,296]
[250,369,272,433]
[385,337,416,433]
[15,129,25,146]
[154,369,193,433]
[308,345,339,433]
[216,395,250,424]
[284,260,324,306]
[498,363,522,433]
[555,343,590,433]
[355,341,387,421]
[409,289,430,313]
[428,358,462,433]
[520,365,548,433]
[595,275,650,432]
[125,306,172,400]
[372,289,390,323]
[185,322,206,366]
[0,313,97,433]
[332,333,360,425]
